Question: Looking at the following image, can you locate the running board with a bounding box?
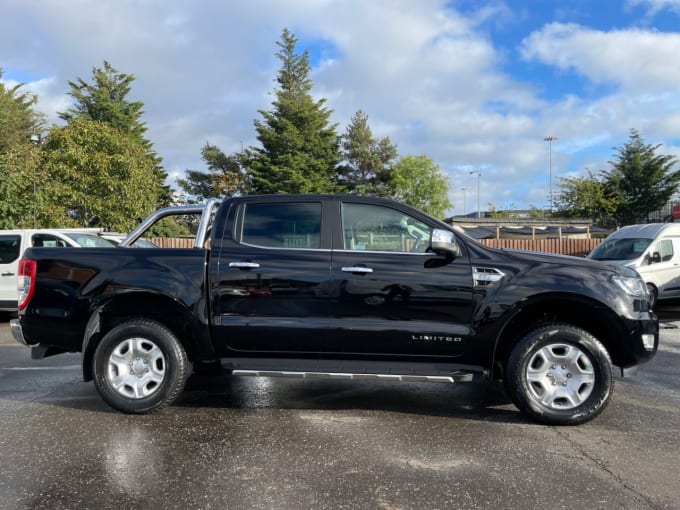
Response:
[231,370,475,383]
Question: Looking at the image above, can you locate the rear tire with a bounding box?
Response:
[505,324,613,425]
[93,319,189,414]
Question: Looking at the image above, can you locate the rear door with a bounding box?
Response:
[211,198,333,355]
[0,234,23,310]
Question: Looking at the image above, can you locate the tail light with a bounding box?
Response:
[17,259,37,311]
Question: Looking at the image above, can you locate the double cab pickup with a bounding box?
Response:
[11,195,658,425]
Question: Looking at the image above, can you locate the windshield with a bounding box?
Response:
[63,233,117,248]
[589,237,652,261]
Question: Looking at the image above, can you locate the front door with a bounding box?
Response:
[328,200,474,358]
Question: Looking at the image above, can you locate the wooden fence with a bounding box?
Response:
[147,237,195,248]
[149,236,603,256]
[479,238,601,257]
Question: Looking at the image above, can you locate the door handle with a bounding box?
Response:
[341,266,373,274]
[1,272,14,276]
[229,262,260,269]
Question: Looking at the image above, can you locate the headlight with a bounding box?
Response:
[613,275,647,298]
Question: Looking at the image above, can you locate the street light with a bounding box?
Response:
[544,136,558,213]
[29,132,42,228]
[460,187,467,216]
[469,170,481,219]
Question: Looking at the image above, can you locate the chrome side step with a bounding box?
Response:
[231,370,474,383]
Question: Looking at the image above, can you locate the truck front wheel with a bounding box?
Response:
[505,324,614,425]
[92,319,189,414]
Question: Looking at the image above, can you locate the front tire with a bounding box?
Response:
[505,324,613,425]
[646,283,657,309]
[93,319,189,414]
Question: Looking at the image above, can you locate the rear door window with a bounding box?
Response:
[241,202,322,250]
[0,235,21,264]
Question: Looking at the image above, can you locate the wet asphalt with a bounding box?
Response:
[1,311,679,510]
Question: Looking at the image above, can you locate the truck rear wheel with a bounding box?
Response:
[92,319,189,414]
[505,324,613,425]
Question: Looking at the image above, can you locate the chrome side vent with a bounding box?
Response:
[473,267,505,287]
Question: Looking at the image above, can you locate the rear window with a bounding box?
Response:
[0,235,21,264]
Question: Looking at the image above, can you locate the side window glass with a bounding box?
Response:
[242,202,322,249]
[654,240,674,262]
[32,234,66,248]
[342,203,432,253]
[0,235,21,264]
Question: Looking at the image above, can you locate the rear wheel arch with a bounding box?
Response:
[92,318,190,413]
[81,293,197,381]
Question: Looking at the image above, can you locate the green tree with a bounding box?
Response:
[602,129,679,226]
[0,69,45,154]
[388,155,452,218]
[177,143,245,202]
[0,69,46,228]
[0,144,44,228]
[240,28,341,194]
[59,61,170,206]
[40,117,160,230]
[337,110,397,195]
[555,171,621,226]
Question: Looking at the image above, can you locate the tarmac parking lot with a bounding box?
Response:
[1,311,679,510]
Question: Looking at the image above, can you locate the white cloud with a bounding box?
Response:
[520,23,680,94]
[627,0,680,15]
[1,1,679,215]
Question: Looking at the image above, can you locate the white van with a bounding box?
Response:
[0,229,113,312]
[588,223,680,306]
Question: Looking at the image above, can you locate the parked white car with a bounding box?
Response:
[588,223,680,306]
[0,229,114,312]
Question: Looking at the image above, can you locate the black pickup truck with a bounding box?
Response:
[11,194,658,425]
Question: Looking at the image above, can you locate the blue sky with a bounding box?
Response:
[2,0,680,217]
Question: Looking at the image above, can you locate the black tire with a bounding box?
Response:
[505,324,613,425]
[92,319,189,414]
[646,283,657,309]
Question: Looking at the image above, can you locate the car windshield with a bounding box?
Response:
[589,237,652,261]
[63,233,117,248]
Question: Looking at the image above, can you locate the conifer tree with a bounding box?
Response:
[59,61,170,205]
[241,29,341,194]
[338,109,397,195]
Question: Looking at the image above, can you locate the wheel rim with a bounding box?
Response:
[525,343,595,410]
[106,337,166,399]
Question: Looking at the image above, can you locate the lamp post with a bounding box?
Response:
[544,136,557,213]
[469,170,481,219]
[460,187,467,216]
[29,132,42,228]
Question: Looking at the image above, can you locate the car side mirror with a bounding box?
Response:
[430,229,461,258]
[652,252,662,264]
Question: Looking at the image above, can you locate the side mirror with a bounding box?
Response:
[652,252,662,264]
[430,229,462,258]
